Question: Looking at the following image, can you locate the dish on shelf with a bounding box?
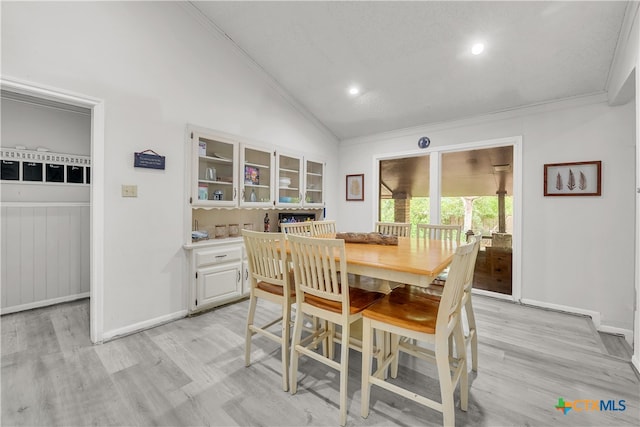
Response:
[279,177,291,187]
[212,152,231,161]
[279,196,292,203]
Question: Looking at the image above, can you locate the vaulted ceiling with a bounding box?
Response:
[192,1,629,141]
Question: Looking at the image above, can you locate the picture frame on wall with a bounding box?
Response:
[346,174,364,201]
[544,160,601,196]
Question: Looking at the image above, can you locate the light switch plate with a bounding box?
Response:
[122,185,137,197]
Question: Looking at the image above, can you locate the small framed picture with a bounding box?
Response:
[346,174,364,201]
[544,160,601,196]
[244,166,259,185]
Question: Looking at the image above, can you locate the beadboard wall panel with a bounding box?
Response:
[1,204,89,313]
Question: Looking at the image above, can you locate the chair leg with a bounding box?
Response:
[289,304,304,394]
[374,329,385,377]
[339,321,350,427]
[361,318,373,419]
[454,322,468,412]
[465,298,478,372]
[281,301,291,392]
[436,336,455,427]
[390,333,400,379]
[245,294,258,367]
[328,321,336,360]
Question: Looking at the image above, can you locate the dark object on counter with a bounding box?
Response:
[264,213,270,232]
[335,232,398,245]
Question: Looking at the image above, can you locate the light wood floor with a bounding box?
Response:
[2,295,638,426]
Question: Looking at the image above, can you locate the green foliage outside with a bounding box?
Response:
[380,195,513,236]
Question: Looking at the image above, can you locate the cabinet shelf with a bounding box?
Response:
[245,161,270,169]
[199,179,233,185]
[244,183,270,189]
[199,155,233,163]
[306,188,322,192]
[279,168,299,174]
[306,172,322,177]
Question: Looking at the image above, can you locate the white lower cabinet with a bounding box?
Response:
[196,263,242,308]
[187,240,244,313]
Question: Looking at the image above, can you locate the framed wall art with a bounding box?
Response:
[544,160,601,196]
[346,173,364,201]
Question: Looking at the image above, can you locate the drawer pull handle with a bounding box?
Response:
[215,255,227,259]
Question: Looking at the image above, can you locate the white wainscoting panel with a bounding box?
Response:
[1,203,89,313]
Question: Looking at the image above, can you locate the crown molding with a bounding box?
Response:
[605,0,639,95]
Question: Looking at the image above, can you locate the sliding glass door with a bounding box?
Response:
[378,144,515,296]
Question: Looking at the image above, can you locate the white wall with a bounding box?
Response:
[1,2,338,336]
[338,98,636,333]
[1,97,91,202]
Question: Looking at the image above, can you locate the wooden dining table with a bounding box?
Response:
[343,236,457,288]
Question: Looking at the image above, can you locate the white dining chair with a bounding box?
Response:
[393,234,482,372]
[288,234,384,426]
[416,223,462,245]
[241,229,294,391]
[311,219,337,238]
[375,222,411,237]
[280,221,313,236]
[360,239,478,427]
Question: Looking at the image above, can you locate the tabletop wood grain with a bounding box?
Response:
[283,236,456,287]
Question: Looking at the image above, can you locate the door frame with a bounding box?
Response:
[1,77,106,343]
[373,135,523,302]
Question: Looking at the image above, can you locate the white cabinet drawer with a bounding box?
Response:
[196,246,242,267]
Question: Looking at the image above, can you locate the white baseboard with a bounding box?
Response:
[0,292,90,315]
[472,288,516,301]
[521,298,633,345]
[598,325,634,347]
[101,309,188,342]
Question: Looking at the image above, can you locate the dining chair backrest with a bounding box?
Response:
[436,239,477,335]
[416,224,462,245]
[281,222,313,236]
[375,222,411,237]
[242,229,289,290]
[287,234,348,311]
[464,233,483,292]
[311,220,337,238]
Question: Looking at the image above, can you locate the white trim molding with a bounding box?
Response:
[521,298,633,346]
[101,310,188,342]
[0,293,89,315]
[1,76,106,344]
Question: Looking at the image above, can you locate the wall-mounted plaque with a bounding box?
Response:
[134,149,165,170]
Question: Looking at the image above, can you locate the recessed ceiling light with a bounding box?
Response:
[348,86,360,96]
[471,43,484,55]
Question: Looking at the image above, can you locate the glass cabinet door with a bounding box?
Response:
[240,145,273,207]
[304,159,324,206]
[193,132,238,207]
[276,152,302,206]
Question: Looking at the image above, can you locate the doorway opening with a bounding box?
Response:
[1,77,105,343]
